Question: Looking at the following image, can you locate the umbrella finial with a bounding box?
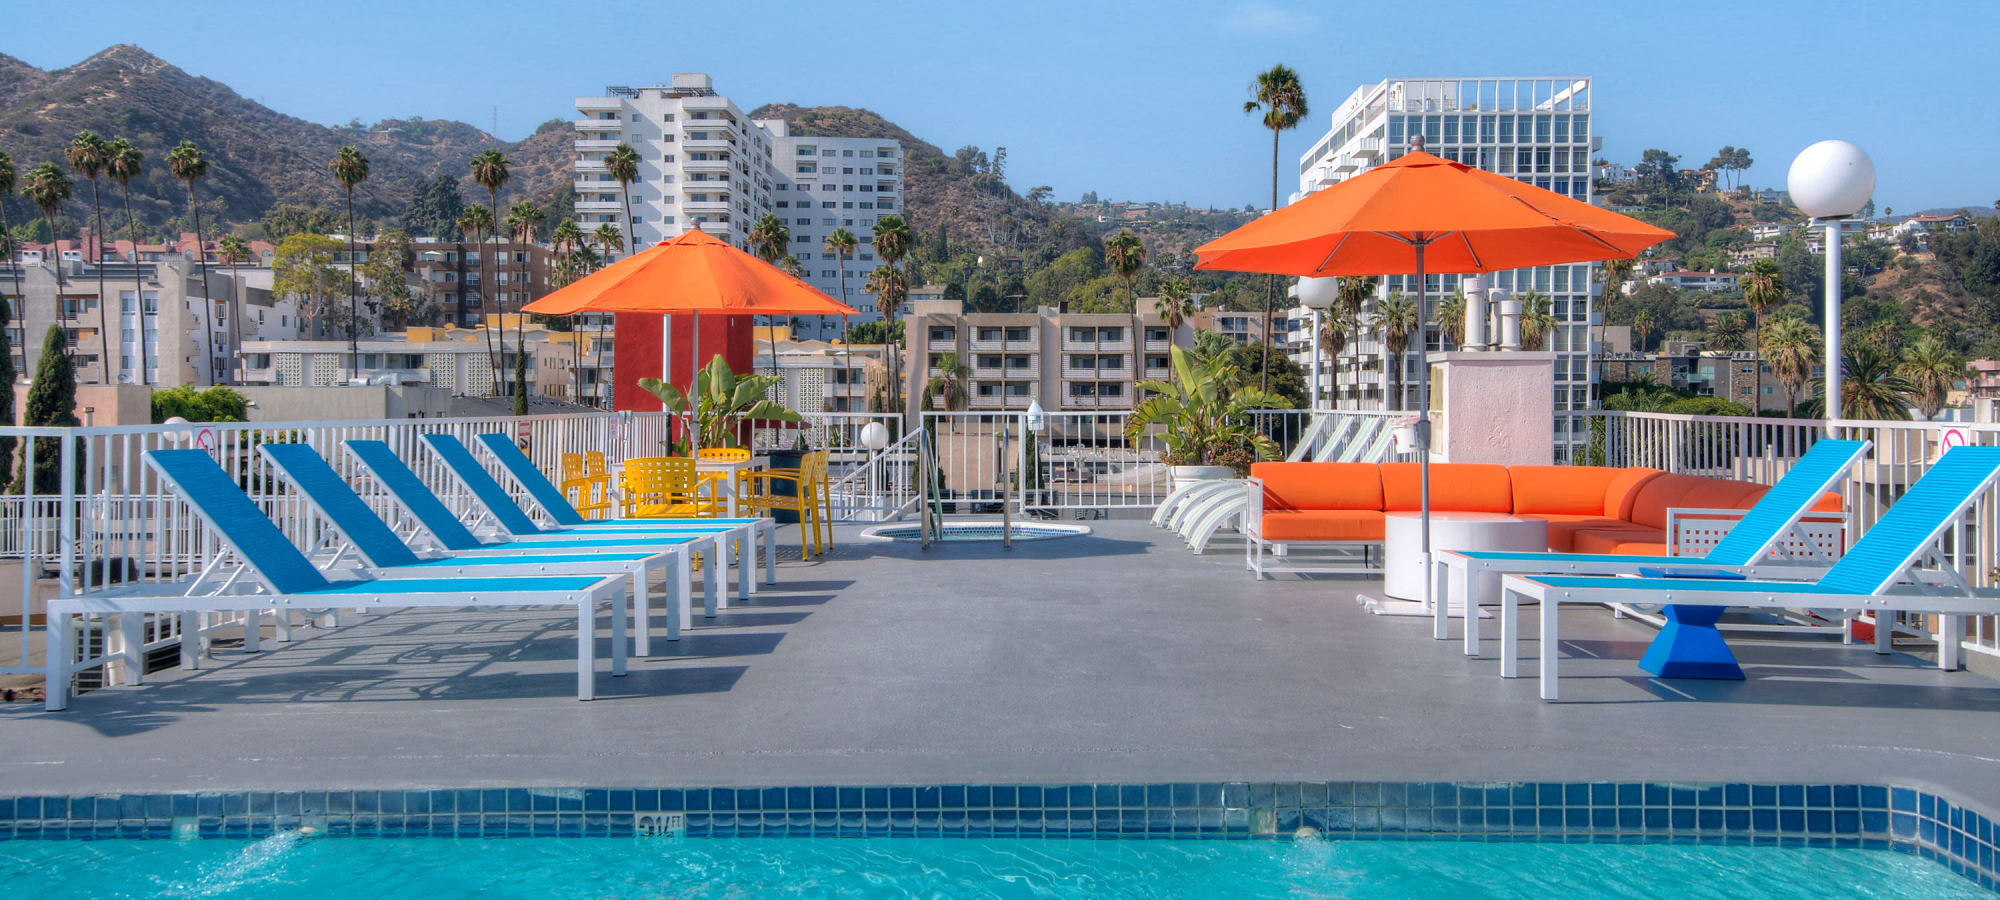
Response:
[1409,134,1426,153]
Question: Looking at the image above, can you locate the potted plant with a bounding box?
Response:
[1126,346,1282,489]
[638,355,803,455]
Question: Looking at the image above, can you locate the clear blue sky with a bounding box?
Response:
[18,0,1999,214]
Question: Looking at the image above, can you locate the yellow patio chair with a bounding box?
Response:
[560,452,614,520]
[740,450,829,559]
[694,446,752,502]
[620,456,728,519]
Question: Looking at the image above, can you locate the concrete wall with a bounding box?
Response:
[11,384,154,427]
[235,385,455,422]
[1430,351,1555,466]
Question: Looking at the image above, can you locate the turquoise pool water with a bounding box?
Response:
[0,836,1982,899]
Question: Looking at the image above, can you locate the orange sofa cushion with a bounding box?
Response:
[1253,462,1383,511]
[1510,466,1627,516]
[1571,525,1670,556]
[1538,514,1632,553]
[1627,473,1773,530]
[1258,510,1386,542]
[1603,467,1667,520]
[1379,463,1513,513]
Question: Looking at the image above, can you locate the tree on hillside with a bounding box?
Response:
[0,152,24,377]
[167,141,215,383]
[1760,315,1819,416]
[1739,257,1783,383]
[13,324,79,494]
[401,173,466,239]
[1632,308,1656,352]
[1704,146,1753,192]
[1898,335,1964,420]
[1635,149,1681,196]
[1103,230,1146,313]
[68,131,115,381]
[106,137,146,382]
[330,146,371,375]
[1244,63,1307,393]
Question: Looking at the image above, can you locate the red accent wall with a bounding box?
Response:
[612,313,757,411]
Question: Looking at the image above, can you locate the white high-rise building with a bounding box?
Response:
[1287,77,1603,460]
[573,74,904,339]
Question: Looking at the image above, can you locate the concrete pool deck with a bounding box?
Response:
[2,520,1998,807]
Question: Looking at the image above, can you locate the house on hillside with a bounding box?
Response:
[1749,222,1795,241]
[1729,242,1778,265]
[1646,270,1743,293]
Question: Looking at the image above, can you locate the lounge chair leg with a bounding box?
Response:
[763,522,777,584]
[633,572,652,657]
[121,613,144,686]
[1466,573,1482,656]
[242,609,260,654]
[675,552,694,634]
[738,532,753,600]
[610,586,628,678]
[1432,559,1450,641]
[576,600,596,701]
[705,538,723,612]
[1873,611,1892,655]
[180,611,200,670]
[274,609,292,643]
[45,610,70,711]
[1539,594,1559,701]
[1941,614,1963,671]
[1500,589,1516,676]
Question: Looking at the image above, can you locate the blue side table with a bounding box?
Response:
[1634,567,1747,681]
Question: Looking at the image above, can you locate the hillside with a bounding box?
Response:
[0,45,570,234]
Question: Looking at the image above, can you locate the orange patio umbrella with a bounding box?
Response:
[1193,142,1674,618]
[524,228,859,440]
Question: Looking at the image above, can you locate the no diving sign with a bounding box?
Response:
[194,426,217,453]
[1937,425,1974,461]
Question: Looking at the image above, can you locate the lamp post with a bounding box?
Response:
[1786,140,1875,433]
[1297,276,1339,410]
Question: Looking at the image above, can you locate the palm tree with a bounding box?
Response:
[1332,275,1379,396]
[504,198,545,412]
[604,143,640,257]
[1518,291,1557,351]
[104,137,148,382]
[1103,230,1146,313]
[1810,345,1912,421]
[0,151,23,376]
[925,351,970,410]
[21,162,72,360]
[457,203,498,389]
[589,222,622,404]
[1318,303,1356,406]
[1376,292,1417,410]
[329,146,371,376]
[1759,314,1820,416]
[1244,63,1308,391]
[872,216,914,411]
[1437,290,1468,349]
[166,141,215,384]
[1739,257,1783,389]
[825,226,858,405]
[864,263,909,411]
[217,235,250,384]
[1632,308,1656,352]
[68,132,115,381]
[1898,335,1964,420]
[550,216,586,402]
[1706,311,1749,352]
[748,213,791,375]
[1154,276,1192,332]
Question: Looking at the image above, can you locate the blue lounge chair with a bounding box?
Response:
[45,450,630,710]
[1500,445,2000,700]
[1435,438,1869,655]
[341,439,739,621]
[421,434,775,595]
[259,442,699,649]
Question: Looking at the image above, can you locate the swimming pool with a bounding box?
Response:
[0,834,1983,899]
[861,522,1092,542]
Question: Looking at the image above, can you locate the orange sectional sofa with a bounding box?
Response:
[1243,461,1842,578]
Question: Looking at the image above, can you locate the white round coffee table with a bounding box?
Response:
[1383,511,1548,602]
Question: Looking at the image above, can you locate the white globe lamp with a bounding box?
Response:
[1787,140,1875,429]
[163,415,193,444]
[858,421,889,451]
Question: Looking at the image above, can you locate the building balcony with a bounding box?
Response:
[1099,339,1133,352]
[575,200,622,213]
[969,335,1004,351]
[573,118,621,132]
[575,159,607,172]
[1061,338,1096,352]
[969,394,1004,409]
[575,139,621,152]
[1143,338,1171,352]
[1095,366,1133,380]
[1005,338,1038,351]
[683,197,730,211]
[573,180,617,194]
[683,138,731,152]
[576,97,622,112]
[684,158,731,172]
[927,337,957,351]
[1063,395,1098,408]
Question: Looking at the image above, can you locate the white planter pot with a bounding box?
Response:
[1171,465,1237,489]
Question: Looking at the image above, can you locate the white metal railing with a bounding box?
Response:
[1592,410,2000,662]
[825,426,922,522]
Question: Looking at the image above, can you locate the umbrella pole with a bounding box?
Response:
[1413,240,1435,625]
[690,311,702,458]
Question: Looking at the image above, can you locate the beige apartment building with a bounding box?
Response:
[900,299,1194,420]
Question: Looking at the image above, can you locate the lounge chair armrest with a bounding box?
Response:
[1243,477,1266,535]
[1668,506,1848,561]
